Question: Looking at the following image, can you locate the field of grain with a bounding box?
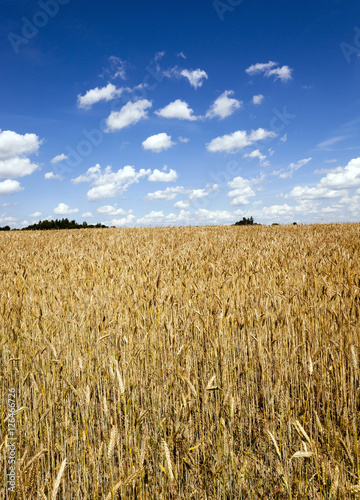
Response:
[1,224,359,498]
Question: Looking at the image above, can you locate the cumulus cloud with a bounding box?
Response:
[54,203,79,215]
[245,61,293,82]
[174,200,190,209]
[0,130,41,160]
[72,164,150,201]
[51,153,68,164]
[206,91,242,120]
[196,209,234,222]
[106,99,152,131]
[44,172,63,180]
[252,94,264,105]
[318,157,360,190]
[142,133,175,153]
[206,128,277,153]
[0,157,40,179]
[97,204,128,216]
[77,83,125,109]
[287,186,344,200]
[148,168,178,182]
[146,186,186,201]
[0,130,42,179]
[178,136,189,143]
[29,211,41,217]
[82,212,94,218]
[110,214,136,226]
[180,69,208,88]
[155,99,199,121]
[227,176,256,205]
[0,179,23,195]
[137,210,165,225]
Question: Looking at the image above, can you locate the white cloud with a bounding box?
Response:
[77,83,125,109]
[0,130,41,160]
[110,214,136,226]
[146,186,186,201]
[44,172,63,180]
[243,149,268,165]
[148,168,178,182]
[82,212,94,218]
[178,136,189,143]
[206,91,242,120]
[71,164,102,184]
[74,164,151,201]
[137,210,165,225]
[0,130,41,179]
[245,61,293,82]
[29,211,41,217]
[0,157,40,179]
[0,179,23,195]
[54,203,79,215]
[227,176,256,205]
[174,200,190,209]
[319,157,360,190]
[97,205,127,216]
[51,153,68,164]
[180,69,208,88]
[177,52,186,59]
[280,133,287,142]
[155,99,199,121]
[273,157,312,179]
[108,56,127,80]
[252,94,264,105]
[207,128,277,153]
[106,99,152,131]
[287,186,345,200]
[324,159,338,164]
[196,209,234,222]
[142,133,175,153]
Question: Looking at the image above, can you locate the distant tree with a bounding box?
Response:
[293,222,297,225]
[234,216,254,226]
[21,219,108,230]
[0,225,11,231]
[272,223,279,226]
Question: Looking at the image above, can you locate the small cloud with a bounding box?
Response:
[324,159,337,164]
[243,149,268,165]
[180,69,208,88]
[54,203,79,215]
[177,52,186,59]
[82,212,94,217]
[206,91,242,120]
[77,83,125,110]
[0,179,23,195]
[148,168,178,182]
[156,99,199,121]
[178,136,189,143]
[245,61,293,82]
[252,94,264,105]
[280,133,287,142]
[51,153,68,164]
[44,172,63,180]
[174,200,190,209]
[106,99,152,131]
[142,133,175,153]
[29,211,41,217]
[207,128,277,153]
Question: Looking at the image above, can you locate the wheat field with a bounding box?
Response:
[1,224,359,498]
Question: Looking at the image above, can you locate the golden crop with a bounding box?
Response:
[1,224,359,498]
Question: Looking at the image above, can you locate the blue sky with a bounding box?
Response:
[1,0,360,227]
